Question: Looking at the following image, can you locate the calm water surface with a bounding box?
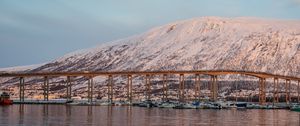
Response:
[0,104,300,126]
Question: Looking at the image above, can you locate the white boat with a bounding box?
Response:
[158,102,175,108]
[173,103,197,109]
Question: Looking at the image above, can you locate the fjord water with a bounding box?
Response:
[0,105,299,126]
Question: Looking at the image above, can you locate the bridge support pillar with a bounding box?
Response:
[162,74,168,101]
[297,80,300,103]
[210,75,217,101]
[108,75,113,103]
[66,76,72,101]
[127,75,132,104]
[273,78,279,103]
[145,74,151,101]
[87,76,94,103]
[289,80,291,103]
[19,77,25,102]
[259,78,266,105]
[285,79,291,104]
[43,76,49,101]
[179,74,185,102]
[195,74,200,101]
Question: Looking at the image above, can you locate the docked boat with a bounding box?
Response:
[203,102,222,109]
[215,101,231,109]
[157,101,176,108]
[137,100,157,108]
[290,104,300,112]
[0,92,13,105]
[225,102,237,109]
[235,102,247,109]
[246,103,257,109]
[114,101,130,106]
[173,103,197,109]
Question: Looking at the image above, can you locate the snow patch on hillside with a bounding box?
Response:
[0,64,44,72]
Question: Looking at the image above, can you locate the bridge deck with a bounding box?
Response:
[0,70,299,80]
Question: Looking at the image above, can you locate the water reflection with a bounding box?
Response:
[145,108,150,126]
[66,105,71,116]
[42,105,48,116]
[42,105,48,125]
[0,105,299,125]
[18,104,24,125]
[107,106,112,126]
[126,106,132,126]
[65,105,71,125]
[87,106,93,125]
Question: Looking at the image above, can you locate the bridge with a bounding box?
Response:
[1,70,300,105]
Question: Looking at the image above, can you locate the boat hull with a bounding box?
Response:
[0,99,13,105]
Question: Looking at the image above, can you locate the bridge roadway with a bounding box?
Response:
[1,70,300,105]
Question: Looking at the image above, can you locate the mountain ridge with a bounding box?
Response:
[1,16,300,76]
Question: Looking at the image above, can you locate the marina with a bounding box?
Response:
[9,99,297,110]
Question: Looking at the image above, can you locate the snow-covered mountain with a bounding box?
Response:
[1,17,300,88]
[29,17,300,75]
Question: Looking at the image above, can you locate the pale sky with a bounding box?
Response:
[1,0,300,68]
